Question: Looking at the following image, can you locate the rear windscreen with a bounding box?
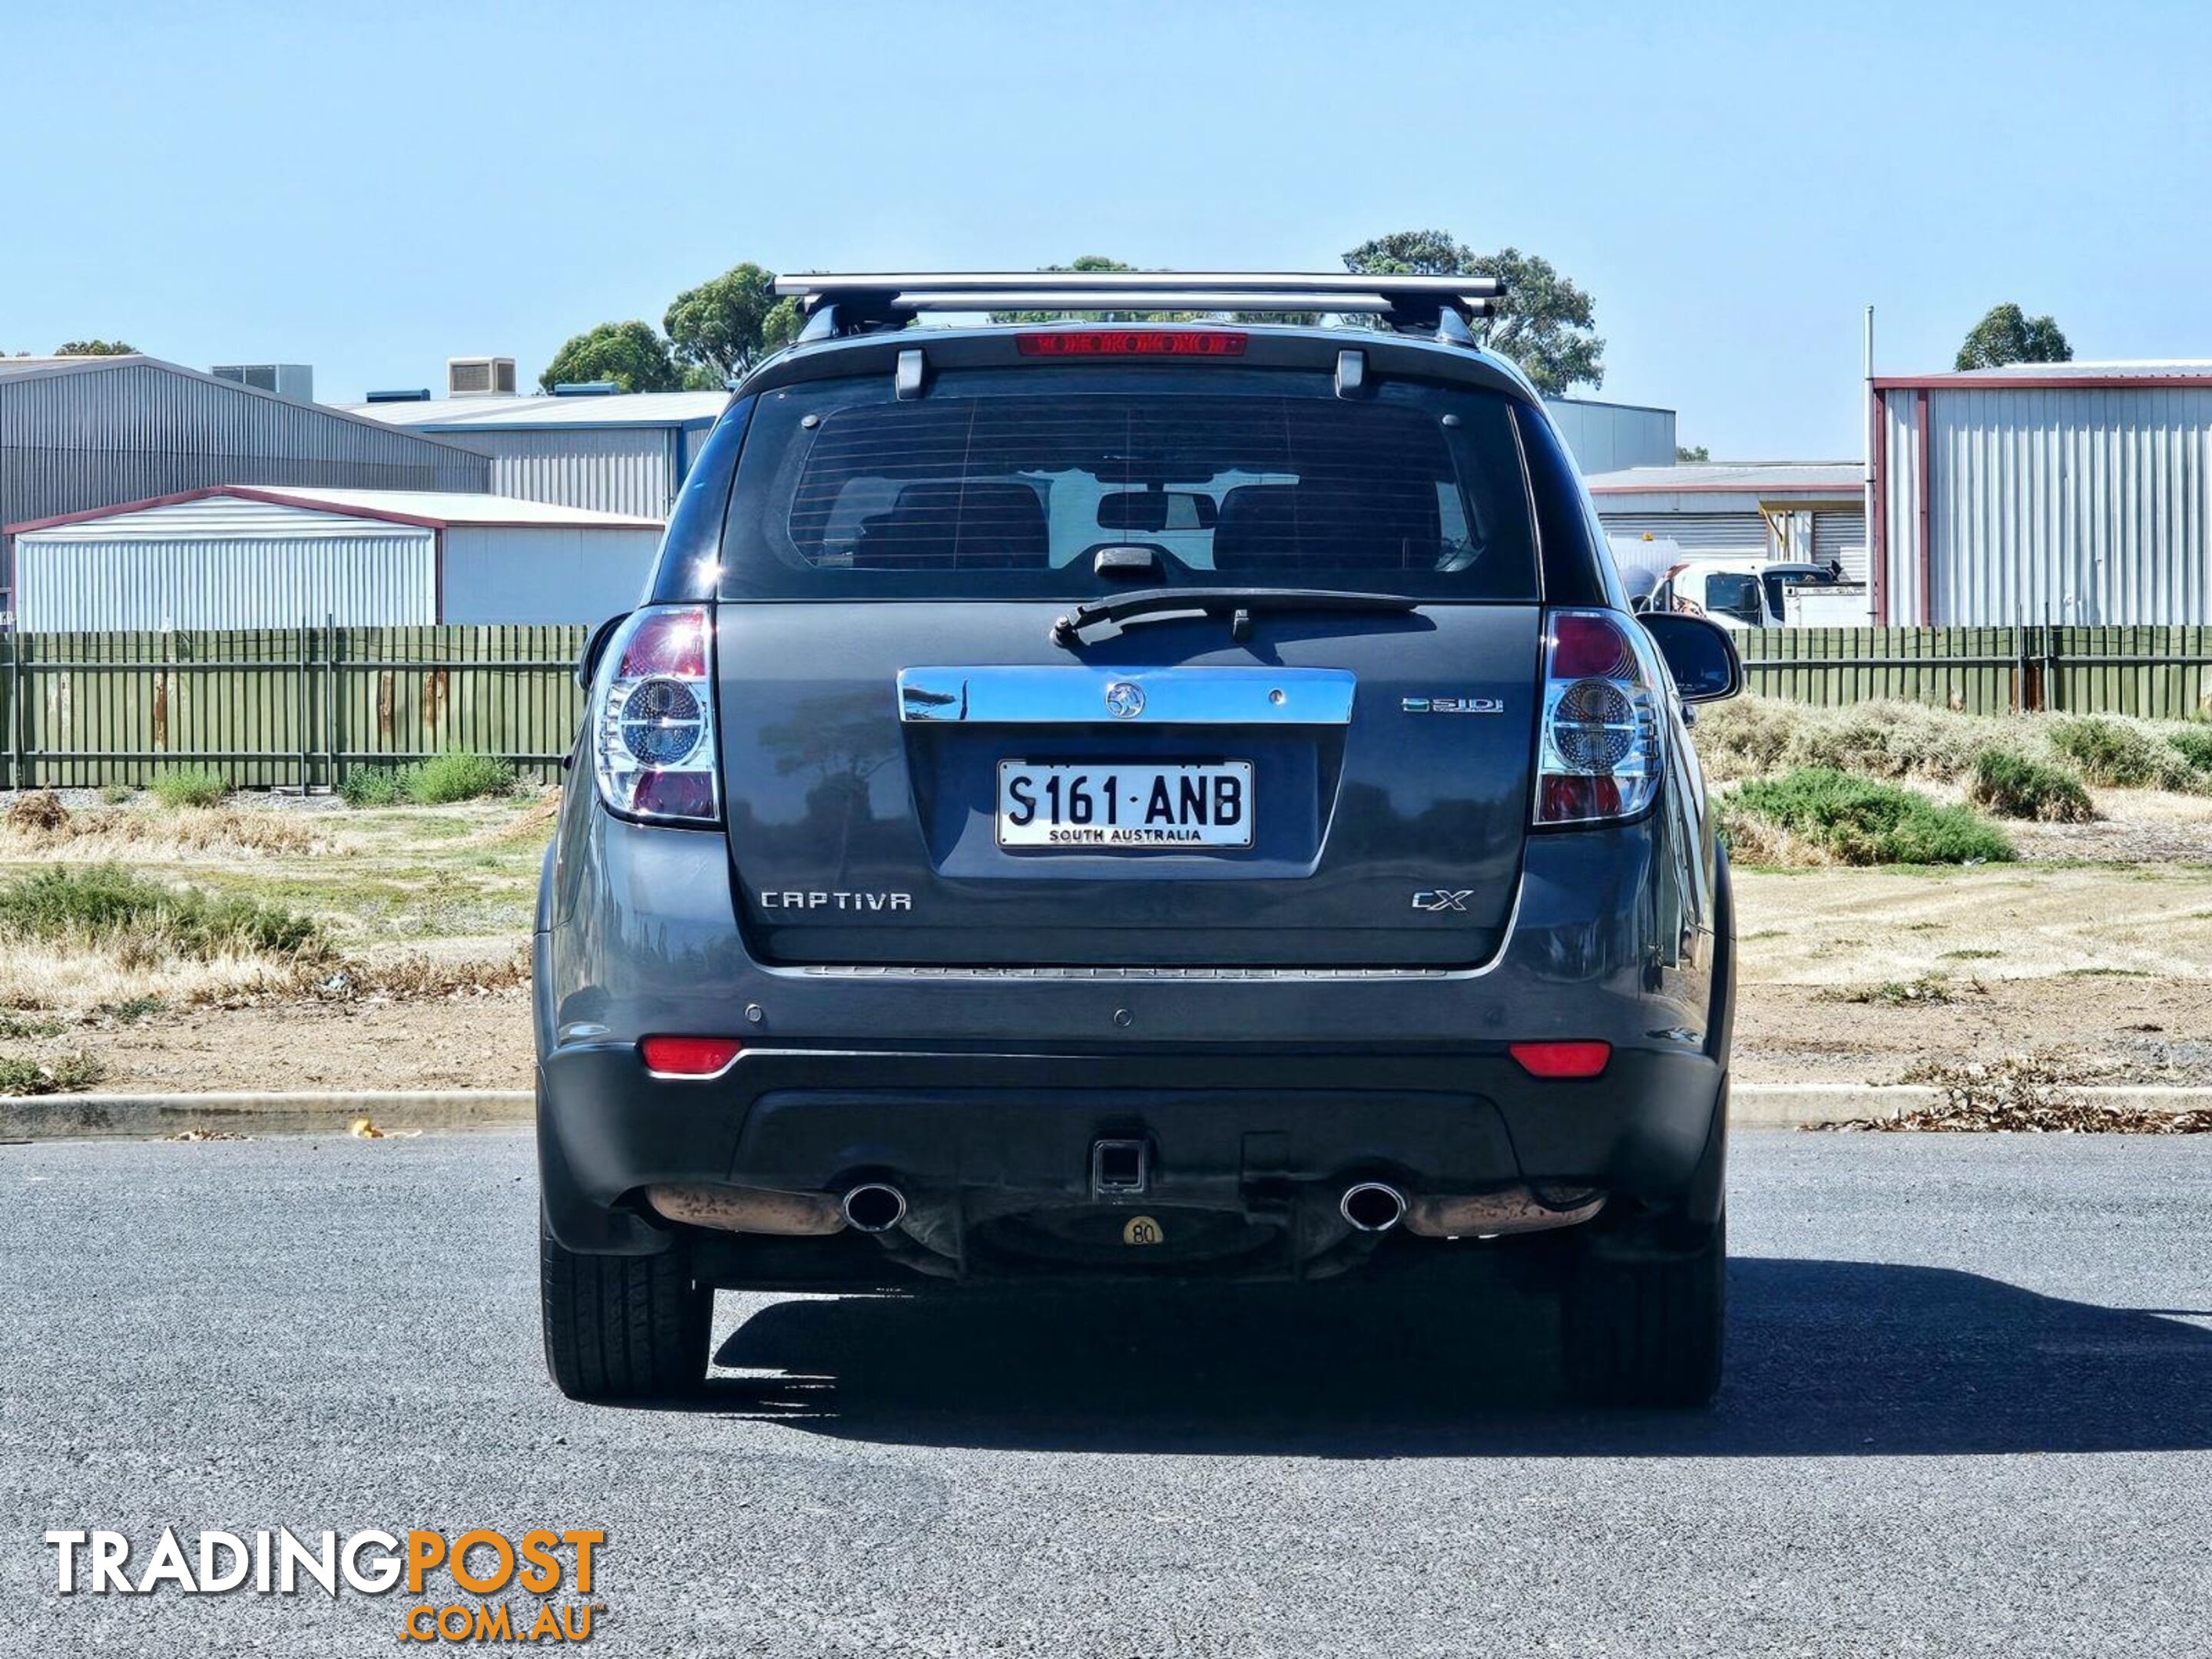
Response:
[718,368,1538,601]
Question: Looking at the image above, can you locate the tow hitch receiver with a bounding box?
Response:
[1091,1137,1151,1198]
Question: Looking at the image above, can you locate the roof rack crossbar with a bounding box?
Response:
[773,271,1505,339]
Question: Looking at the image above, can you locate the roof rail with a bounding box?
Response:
[773,271,1505,343]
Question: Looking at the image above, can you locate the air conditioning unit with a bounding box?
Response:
[212,363,314,402]
[447,356,518,397]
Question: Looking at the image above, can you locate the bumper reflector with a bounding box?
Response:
[640,1035,743,1077]
[1508,1040,1612,1079]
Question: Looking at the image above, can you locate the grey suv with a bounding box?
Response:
[535,271,1743,1407]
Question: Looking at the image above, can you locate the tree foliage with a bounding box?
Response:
[1341,230,1604,396]
[538,320,682,392]
[56,339,137,356]
[664,263,805,384]
[1955,303,2071,371]
[1677,444,1710,463]
[988,255,1200,323]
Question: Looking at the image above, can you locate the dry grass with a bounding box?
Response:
[1697,696,2211,792]
[1813,1053,2212,1133]
[0,793,333,861]
[184,944,532,1010]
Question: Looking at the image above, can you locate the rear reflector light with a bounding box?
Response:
[1535,608,1662,826]
[591,604,719,827]
[1509,1041,1612,1079]
[1016,330,1247,358]
[641,1035,743,1077]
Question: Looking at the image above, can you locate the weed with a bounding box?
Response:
[2169,727,2212,774]
[1939,948,2002,961]
[339,770,403,809]
[147,768,230,809]
[403,753,515,806]
[1966,748,2096,822]
[2058,966,2151,979]
[0,1010,64,1039]
[2048,717,2197,790]
[0,1051,105,1095]
[0,865,323,962]
[5,791,69,833]
[98,783,134,806]
[1815,973,1959,1007]
[1723,769,2015,866]
[95,994,166,1021]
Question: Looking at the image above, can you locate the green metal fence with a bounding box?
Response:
[0,625,584,790]
[1737,626,2212,719]
[0,624,2205,792]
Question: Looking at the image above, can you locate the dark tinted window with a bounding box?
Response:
[720,369,1536,601]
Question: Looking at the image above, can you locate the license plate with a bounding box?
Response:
[996,762,1253,849]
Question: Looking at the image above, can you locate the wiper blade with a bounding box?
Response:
[1050,586,1419,647]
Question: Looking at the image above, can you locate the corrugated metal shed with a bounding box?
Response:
[342,391,727,517]
[1590,462,1866,576]
[1872,366,2212,624]
[1541,397,1678,474]
[9,487,663,630]
[0,356,491,535]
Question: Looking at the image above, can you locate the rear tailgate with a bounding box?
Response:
[717,601,1539,967]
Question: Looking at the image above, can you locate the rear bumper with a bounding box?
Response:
[537,1039,1727,1277]
[535,799,1732,1279]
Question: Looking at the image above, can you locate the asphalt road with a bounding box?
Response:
[5,1131,2210,1657]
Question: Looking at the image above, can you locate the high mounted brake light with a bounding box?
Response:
[1015,331,1247,358]
[1534,610,1663,827]
[591,604,720,826]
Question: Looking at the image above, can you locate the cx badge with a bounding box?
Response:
[1411,889,1473,912]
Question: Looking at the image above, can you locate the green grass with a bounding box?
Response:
[95,994,167,1021]
[0,1051,104,1095]
[339,770,403,809]
[2048,717,2197,790]
[146,767,230,809]
[341,754,515,808]
[98,783,134,806]
[1724,768,2015,866]
[403,753,515,805]
[1814,973,1957,1007]
[1939,948,2002,961]
[0,1011,65,1039]
[1965,749,2095,822]
[0,865,322,960]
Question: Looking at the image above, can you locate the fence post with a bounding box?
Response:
[324,614,339,792]
[2040,624,2058,714]
[9,633,25,790]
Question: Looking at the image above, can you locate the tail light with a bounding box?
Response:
[640,1035,743,1077]
[591,604,720,826]
[1510,1040,1613,1079]
[1535,609,1662,826]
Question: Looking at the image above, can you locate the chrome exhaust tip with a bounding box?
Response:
[841,1183,908,1234]
[1339,1181,1407,1233]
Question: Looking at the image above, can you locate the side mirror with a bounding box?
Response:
[577,612,629,690]
[1638,611,1743,704]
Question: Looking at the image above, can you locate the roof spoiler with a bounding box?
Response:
[771,270,1505,345]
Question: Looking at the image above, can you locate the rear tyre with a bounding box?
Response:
[540,1222,711,1402]
[1561,1213,1724,1407]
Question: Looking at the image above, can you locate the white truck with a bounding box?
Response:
[1612,544,1863,631]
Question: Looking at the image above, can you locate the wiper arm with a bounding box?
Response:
[1049,586,1419,647]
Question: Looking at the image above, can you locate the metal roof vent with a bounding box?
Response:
[550,380,619,396]
[365,388,432,403]
[212,363,314,402]
[447,356,517,397]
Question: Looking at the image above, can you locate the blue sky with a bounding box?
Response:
[8,0,2206,459]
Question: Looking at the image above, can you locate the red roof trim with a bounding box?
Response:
[3,484,658,537]
[1873,373,2212,391]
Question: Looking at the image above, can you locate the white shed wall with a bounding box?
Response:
[438,525,664,626]
[432,428,684,518]
[16,529,434,629]
[1544,399,1678,474]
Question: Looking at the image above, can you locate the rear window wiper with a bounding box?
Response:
[1050,586,1419,647]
